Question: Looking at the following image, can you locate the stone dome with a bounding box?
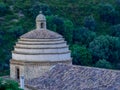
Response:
[12,33,71,62]
[20,29,62,39]
[11,12,71,62]
[10,11,72,80]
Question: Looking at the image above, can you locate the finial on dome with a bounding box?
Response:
[36,11,46,30]
[39,11,42,14]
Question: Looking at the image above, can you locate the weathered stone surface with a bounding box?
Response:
[26,64,120,90]
[10,60,71,80]
[10,64,24,79]
[21,30,62,39]
[10,12,72,82]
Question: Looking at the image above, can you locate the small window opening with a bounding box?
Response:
[41,23,44,28]
[16,68,20,80]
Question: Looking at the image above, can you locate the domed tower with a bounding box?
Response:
[36,11,46,30]
[10,11,72,80]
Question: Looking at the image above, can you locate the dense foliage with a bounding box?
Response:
[95,59,113,69]
[0,0,120,74]
[71,45,92,66]
[89,35,120,68]
[110,24,120,37]
[73,27,96,46]
[0,78,23,90]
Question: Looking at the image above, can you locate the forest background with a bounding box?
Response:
[0,0,120,76]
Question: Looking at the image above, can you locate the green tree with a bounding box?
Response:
[71,45,92,66]
[0,34,3,46]
[8,26,25,38]
[29,3,51,19]
[0,2,9,16]
[0,78,23,90]
[83,15,96,31]
[110,24,120,37]
[116,0,120,4]
[89,35,120,64]
[98,3,119,24]
[73,27,96,46]
[95,59,113,69]
[47,15,65,34]
[64,19,74,44]
[52,16,65,35]
[47,16,74,44]
[47,15,57,32]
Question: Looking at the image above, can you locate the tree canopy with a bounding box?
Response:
[71,45,92,66]
[89,35,120,66]
[0,0,120,73]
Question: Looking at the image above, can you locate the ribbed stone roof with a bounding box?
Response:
[26,64,120,90]
[20,30,62,39]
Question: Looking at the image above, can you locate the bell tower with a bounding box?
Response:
[36,11,46,30]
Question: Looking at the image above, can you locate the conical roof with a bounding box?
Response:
[20,29,62,39]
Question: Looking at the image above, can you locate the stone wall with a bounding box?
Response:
[10,64,24,79]
[10,62,50,80]
[24,64,51,80]
[10,60,72,80]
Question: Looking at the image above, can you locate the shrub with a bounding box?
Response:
[0,78,23,90]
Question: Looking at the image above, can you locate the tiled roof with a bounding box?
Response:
[21,30,62,39]
[26,64,120,90]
